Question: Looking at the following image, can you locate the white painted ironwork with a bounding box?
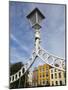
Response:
[37,46,65,71]
[10,50,37,84]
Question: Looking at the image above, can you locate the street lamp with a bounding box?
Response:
[27,8,45,54]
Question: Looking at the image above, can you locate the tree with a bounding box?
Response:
[10,62,29,89]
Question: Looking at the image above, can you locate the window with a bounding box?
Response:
[40,74,42,78]
[46,81,49,85]
[51,74,53,79]
[59,72,61,78]
[43,74,45,77]
[40,80,42,85]
[60,80,62,85]
[46,73,48,77]
[55,73,57,79]
[55,81,58,85]
[43,80,45,84]
[51,70,53,73]
[52,81,54,86]
[55,69,57,72]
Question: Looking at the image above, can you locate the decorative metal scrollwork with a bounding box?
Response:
[10,46,65,84]
[38,46,65,71]
[10,50,36,84]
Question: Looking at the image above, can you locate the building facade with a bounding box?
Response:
[50,68,65,86]
[32,67,38,87]
[37,64,50,86]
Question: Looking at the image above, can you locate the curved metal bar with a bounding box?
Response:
[38,46,65,71]
[37,53,65,71]
[10,46,65,84]
[10,50,36,84]
[40,46,65,60]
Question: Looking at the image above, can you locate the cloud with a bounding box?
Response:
[11,34,29,53]
[10,47,29,64]
[10,34,32,63]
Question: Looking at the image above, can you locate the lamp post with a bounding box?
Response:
[27,8,45,54]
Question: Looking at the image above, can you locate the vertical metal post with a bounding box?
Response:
[34,29,40,54]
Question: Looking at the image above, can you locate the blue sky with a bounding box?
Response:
[9,1,65,68]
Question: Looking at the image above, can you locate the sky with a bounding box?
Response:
[9,1,65,69]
